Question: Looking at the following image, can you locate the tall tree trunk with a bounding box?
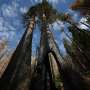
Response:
[34,12,64,90]
[48,53,64,90]
[46,29,64,90]
[0,16,35,90]
[31,23,49,90]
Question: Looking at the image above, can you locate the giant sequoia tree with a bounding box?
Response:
[0,0,90,90]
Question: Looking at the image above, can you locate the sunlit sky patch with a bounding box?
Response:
[0,0,87,55]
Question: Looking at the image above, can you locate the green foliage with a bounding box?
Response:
[54,74,63,89]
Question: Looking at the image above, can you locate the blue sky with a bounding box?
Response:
[0,0,86,55]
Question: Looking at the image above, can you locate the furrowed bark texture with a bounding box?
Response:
[0,17,35,90]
